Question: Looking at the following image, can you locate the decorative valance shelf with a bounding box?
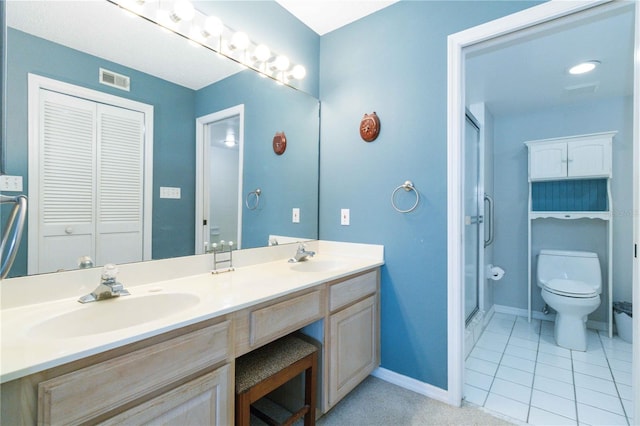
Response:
[529,211,611,220]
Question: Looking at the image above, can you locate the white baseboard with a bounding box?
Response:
[371,367,451,405]
[493,304,607,331]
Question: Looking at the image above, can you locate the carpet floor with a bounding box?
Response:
[317,376,516,426]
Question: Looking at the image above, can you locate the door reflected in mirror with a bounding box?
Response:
[200,106,244,251]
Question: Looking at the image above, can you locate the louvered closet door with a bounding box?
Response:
[96,104,144,265]
[38,90,96,273]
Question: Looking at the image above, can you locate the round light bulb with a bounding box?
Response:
[171,0,195,22]
[230,31,250,50]
[291,64,306,80]
[204,16,224,36]
[274,55,290,71]
[254,44,271,62]
[568,60,600,75]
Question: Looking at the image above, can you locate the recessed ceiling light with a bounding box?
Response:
[569,60,600,75]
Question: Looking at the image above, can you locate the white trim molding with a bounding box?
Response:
[371,368,449,405]
[447,0,621,408]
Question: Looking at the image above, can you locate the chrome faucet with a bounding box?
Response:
[288,243,316,263]
[78,264,130,303]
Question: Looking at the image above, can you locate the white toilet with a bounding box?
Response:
[537,249,602,351]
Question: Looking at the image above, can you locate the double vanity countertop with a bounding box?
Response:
[0,241,383,384]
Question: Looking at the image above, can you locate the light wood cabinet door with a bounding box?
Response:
[99,364,232,426]
[328,295,377,408]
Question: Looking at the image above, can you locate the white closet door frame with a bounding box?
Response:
[28,74,154,274]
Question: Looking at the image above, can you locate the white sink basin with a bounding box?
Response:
[27,293,200,339]
[289,260,348,273]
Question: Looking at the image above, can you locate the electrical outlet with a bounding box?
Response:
[292,208,300,223]
[160,186,181,199]
[0,175,23,192]
[341,209,350,226]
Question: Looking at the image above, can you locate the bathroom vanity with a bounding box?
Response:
[0,241,383,425]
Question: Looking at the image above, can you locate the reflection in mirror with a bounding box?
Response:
[201,107,243,250]
[3,1,319,278]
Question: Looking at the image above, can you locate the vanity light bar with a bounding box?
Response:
[109,0,307,88]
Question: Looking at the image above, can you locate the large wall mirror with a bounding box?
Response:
[3,0,320,277]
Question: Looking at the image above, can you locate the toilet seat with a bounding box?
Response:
[543,278,598,298]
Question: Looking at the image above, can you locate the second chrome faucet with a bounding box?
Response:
[288,243,316,263]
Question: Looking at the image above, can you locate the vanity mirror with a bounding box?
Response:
[2,0,319,278]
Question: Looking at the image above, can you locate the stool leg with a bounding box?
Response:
[304,352,318,426]
[236,391,251,426]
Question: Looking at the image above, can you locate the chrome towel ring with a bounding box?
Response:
[391,180,419,213]
[245,188,262,210]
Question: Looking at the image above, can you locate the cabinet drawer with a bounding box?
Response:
[250,290,323,347]
[99,364,231,426]
[329,270,377,312]
[38,321,230,425]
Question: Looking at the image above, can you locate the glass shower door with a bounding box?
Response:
[464,113,481,324]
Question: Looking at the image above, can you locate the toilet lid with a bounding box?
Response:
[544,278,597,297]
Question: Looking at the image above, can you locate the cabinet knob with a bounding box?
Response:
[65,226,74,234]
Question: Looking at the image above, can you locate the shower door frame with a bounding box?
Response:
[463,111,483,326]
[446,0,639,412]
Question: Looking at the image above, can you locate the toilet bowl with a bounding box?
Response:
[537,250,602,351]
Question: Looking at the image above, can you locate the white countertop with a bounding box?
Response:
[0,241,383,383]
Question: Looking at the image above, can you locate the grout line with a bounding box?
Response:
[597,330,631,426]
[570,345,580,425]
[525,318,542,424]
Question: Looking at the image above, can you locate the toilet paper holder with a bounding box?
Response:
[486,264,505,281]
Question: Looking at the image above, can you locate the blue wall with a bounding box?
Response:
[4,29,196,276]
[492,96,634,320]
[318,1,540,389]
[195,71,319,248]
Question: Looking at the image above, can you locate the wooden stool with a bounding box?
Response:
[235,334,318,426]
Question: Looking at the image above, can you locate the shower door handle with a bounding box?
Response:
[484,194,494,247]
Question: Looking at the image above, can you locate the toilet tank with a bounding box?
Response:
[537,249,602,293]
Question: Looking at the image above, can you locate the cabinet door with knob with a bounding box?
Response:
[526,133,613,181]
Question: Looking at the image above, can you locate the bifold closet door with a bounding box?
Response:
[37,90,97,273]
[35,90,144,273]
[95,104,144,266]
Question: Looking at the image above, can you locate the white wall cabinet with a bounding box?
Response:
[526,132,613,181]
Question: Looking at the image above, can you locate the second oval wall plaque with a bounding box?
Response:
[273,131,287,155]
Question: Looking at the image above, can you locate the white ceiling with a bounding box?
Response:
[465,3,634,116]
[275,0,399,35]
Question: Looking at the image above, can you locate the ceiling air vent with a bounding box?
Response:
[563,82,599,95]
[99,68,130,91]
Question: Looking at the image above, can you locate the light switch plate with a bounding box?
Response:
[0,175,23,192]
[341,209,350,226]
[160,186,181,199]
[292,208,300,223]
